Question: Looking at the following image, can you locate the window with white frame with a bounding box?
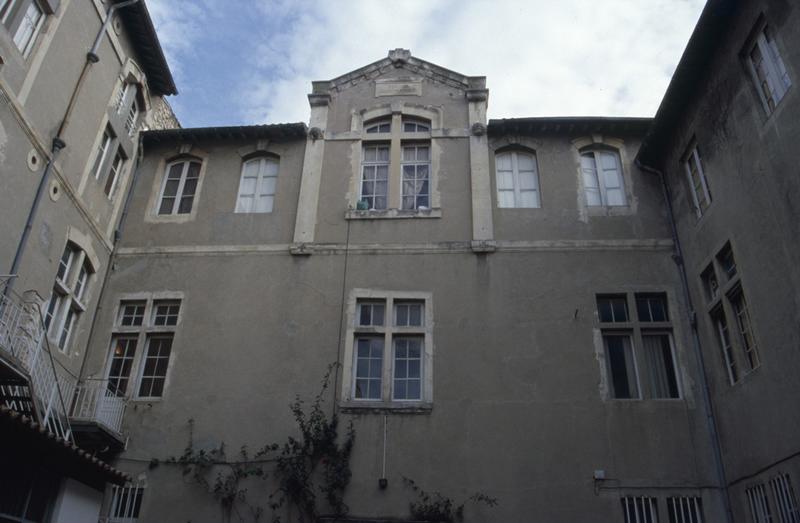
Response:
[770,473,800,523]
[747,483,774,523]
[581,148,626,206]
[683,141,712,217]
[621,496,659,523]
[700,242,761,385]
[360,144,390,210]
[667,496,705,523]
[124,98,140,137]
[597,292,681,400]
[91,126,114,180]
[495,150,541,208]
[45,243,94,353]
[344,291,432,406]
[401,144,430,210]
[747,22,792,115]
[157,158,202,215]
[103,147,126,198]
[235,156,278,213]
[1,0,45,58]
[356,114,435,214]
[104,297,181,399]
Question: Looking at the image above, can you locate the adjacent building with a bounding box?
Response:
[2,0,799,522]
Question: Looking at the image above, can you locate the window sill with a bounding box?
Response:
[346,208,441,220]
[339,401,432,414]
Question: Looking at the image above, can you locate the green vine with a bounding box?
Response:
[165,365,355,523]
[402,477,498,522]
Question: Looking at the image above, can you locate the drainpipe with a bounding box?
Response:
[636,158,733,523]
[77,131,145,382]
[5,0,140,296]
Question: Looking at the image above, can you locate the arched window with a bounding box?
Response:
[580,148,626,206]
[235,156,279,213]
[365,118,391,134]
[495,150,540,208]
[157,157,202,215]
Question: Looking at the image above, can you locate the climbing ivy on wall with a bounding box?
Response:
[161,364,355,523]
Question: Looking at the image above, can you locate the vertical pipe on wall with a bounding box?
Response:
[636,158,734,523]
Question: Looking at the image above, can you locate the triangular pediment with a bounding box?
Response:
[312,49,485,94]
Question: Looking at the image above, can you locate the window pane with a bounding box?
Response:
[597,295,628,322]
[635,293,669,322]
[642,334,680,398]
[394,337,422,400]
[604,335,638,399]
[138,336,173,398]
[354,337,383,399]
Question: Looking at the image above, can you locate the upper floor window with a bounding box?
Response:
[45,242,95,353]
[683,142,712,217]
[401,144,430,210]
[235,156,278,213]
[355,113,436,215]
[581,148,626,206]
[1,0,44,58]
[157,158,201,215]
[495,150,541,208]
[747,23,791,115]
[114,81,143,136]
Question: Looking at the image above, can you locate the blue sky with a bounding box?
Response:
[147,0,706,129]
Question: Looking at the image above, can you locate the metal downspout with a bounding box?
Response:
[77,131,145,382]
[636,158,734,523]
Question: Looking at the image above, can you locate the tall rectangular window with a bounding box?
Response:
[360,144,389,210]
[137,335,173,398]
[401,144,430,210]
[597,293,681,400]
[10,0,44,57]
[107,336,138,396]
[684,142,711,217]
[105,298,181,398]
[748,24,792,114]
[48,242,93,353]
[92,126,114,180]
[712,307,738,385]
[346,292,432,406]
[104,148,125,197]
[108,484,144,523]
[731,290,760,372]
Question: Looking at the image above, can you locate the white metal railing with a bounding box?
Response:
[0,287,75,442]
[71,379,127,435]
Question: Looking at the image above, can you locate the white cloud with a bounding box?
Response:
[148,0,705,126]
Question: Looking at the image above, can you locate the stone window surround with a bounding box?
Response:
[99,290,184,402]
[491,143,542,209]
[345,103,443,220]
[592,288,688,402]
[144,145,209,224]
[45,227,99,357]
[741,15,793,119]
[698,239,761,386]
[340,288,434,413]
[572,135,638,218]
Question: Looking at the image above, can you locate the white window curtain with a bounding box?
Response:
[581,150,626,206]
[12,1,43,57]
[641,334,679,398]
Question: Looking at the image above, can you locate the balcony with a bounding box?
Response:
[70,379,127,451]
[0,285,75,442]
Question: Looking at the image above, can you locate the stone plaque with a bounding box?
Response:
[375,78,422,97]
